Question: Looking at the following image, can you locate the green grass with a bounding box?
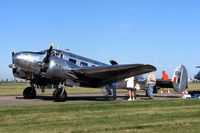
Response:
[0,99,200,133]
[1,83,200,132]
[0,83,127,96]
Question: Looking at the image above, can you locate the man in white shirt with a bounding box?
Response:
[146,72,156,99]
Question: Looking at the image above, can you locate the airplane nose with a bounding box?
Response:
[12,52,43,73]
[12,52,30,70]
[13,52,22,64]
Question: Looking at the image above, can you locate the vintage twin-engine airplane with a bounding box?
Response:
[9,46,156,101]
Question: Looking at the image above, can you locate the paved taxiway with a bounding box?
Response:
[0,92,184,106]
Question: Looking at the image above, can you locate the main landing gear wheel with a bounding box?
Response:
[53,88,67,102]
[23,87,36,99]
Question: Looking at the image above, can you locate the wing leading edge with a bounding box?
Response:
[71,64,157,87]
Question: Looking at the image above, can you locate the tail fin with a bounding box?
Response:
[172,65,188,92]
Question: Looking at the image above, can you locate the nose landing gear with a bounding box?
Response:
[23,86,36,99]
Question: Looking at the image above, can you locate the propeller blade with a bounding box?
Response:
[11,50,15,64]
[9,50,17,76]
[38,45,54,74]
[43,45,53,64]
[12,51,14,57]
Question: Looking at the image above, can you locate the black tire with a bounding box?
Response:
[53,88,67,102]
[23,87,36,99]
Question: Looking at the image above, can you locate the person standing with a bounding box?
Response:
[105,84,112,95]
[111,82,117,99]
[146,72,156,99]
[125,77,135,101]
[161,70,170,93]
[105,82,117,100]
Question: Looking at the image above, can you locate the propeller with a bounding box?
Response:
[9,50,17,82]
[9,51,16,68]
[12,51,14,59]
[43,45,53,64]
[38,45,54,74]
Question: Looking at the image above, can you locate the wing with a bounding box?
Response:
[71,64,156,87]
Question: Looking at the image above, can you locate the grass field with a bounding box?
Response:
[1,99,200,133]
[1,83,200,133]
[0,82,128,96]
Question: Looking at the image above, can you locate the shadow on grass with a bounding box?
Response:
[16,95,128,101]
[15,93,183,102]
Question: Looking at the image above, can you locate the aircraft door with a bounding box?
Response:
[172,65,188,92]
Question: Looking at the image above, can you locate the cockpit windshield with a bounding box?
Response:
[49,50,63,58]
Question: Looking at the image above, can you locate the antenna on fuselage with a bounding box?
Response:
[50,42,54,48]
[65,49,70,52]
[57,44,61,50]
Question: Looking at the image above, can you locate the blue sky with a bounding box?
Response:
[0,0,200,80]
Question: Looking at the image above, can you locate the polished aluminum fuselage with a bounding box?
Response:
[12,49,108,85]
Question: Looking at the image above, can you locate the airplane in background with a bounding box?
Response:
[9,45,156,101]
[194,66,200,80]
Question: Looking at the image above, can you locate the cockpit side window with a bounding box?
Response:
[51,51,55,56]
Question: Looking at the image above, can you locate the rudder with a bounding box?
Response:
[172,65,188,92]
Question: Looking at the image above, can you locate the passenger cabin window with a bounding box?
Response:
[80,62,88,67]
[69,58,76,64]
